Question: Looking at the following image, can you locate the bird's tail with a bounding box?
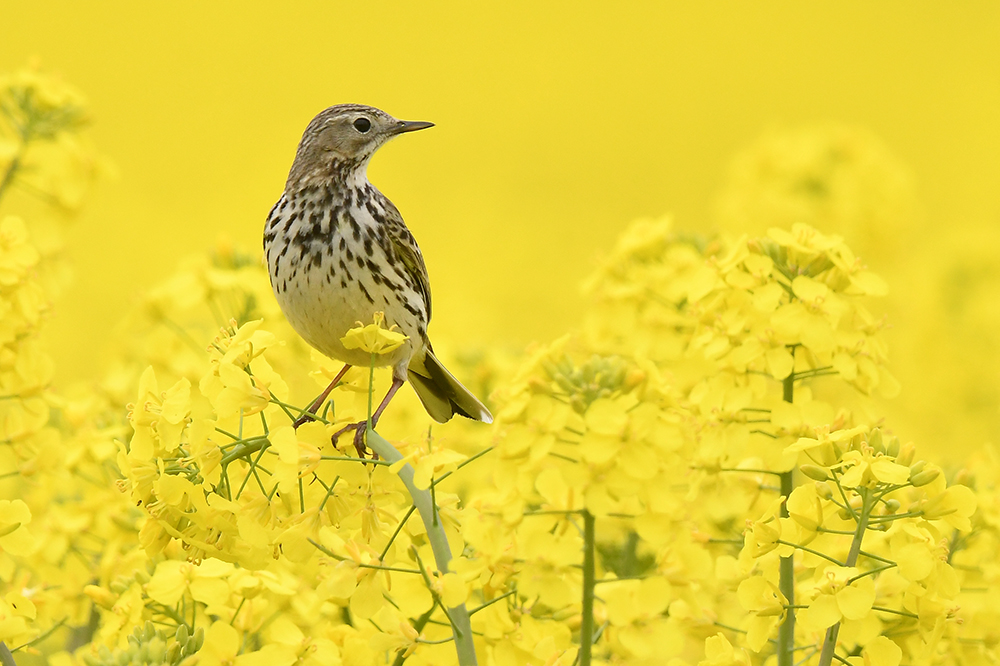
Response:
[408,349,493,424]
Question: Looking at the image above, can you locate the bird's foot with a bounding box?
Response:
[292,412,316,429]
[331,421,379,460]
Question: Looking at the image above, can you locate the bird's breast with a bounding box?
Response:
[263,188,428,369]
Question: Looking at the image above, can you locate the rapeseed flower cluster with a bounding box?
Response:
[0,66,138,665]
[579,217,996,665]
[4,66,1000,666]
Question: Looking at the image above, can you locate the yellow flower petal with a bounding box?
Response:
[869,458,910,485]
[798,593,841,632]
[745,614,781,653]
[863,636,902,666]
[584,397,629,436]
[836,577,875,620]
[895,542,934,581]
[340,311,408,355]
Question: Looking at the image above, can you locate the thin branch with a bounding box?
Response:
[468,590,518,616]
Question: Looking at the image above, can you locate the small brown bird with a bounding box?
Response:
[264,104,492,452]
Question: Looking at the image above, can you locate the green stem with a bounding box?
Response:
[367,353,375,430]
[777,470,795,665]
[11,618,67,652]
[0,153,22,203]
[366,429,477,666]
[782,366,794,404]
[391,605,437,666]
[308,539,422,574]
[703,467,783,476]
[870,606,918,619]
[818,489,872,666]
[468,590,517,615]
[432,446,494,485]
[580,510,596,666]
[219,436,270,466]
[777,355,795,666]
[846,564,896,585]
[379,505,418,562]
[775,540,844,567]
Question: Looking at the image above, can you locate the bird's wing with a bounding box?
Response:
[381,200,433,322]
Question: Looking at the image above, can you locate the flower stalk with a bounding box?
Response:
[817,488,873,666]
[580,510,596,666]
[365,427,478,666]
[0,643,16,666]
[777,362,796,666]
[0,152,21,202]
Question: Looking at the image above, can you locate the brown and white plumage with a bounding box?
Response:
[263,104,492,438]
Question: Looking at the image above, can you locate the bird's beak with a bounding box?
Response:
[394,120,435,134]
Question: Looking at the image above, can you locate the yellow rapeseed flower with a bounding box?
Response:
[0,499,34,558]
[735,575,786,651]
[0,216,40,286]
[145,558,233,607]
[797,566,876,632]
[340,311,408,355]
[862,636,903,666]
[699,633,751,666]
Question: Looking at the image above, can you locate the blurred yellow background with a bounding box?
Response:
[4,2,1000,452]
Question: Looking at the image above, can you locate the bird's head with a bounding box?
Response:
[287,104,433,188]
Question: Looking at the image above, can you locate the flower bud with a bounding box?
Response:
[838,506,853,520]
[867,428,883,454]
[883,499,901,514]
[84,585,117,610]
[910,468,941,487]
[110,577,131,594]
[920,493,955,520]
[624,368,646,390]
[885,436,900,459]
[815,483,834,500]
[551,606,578,622]
[175,624,189,645]
[800,464,829,481]
[896,442,916,467]
[909,460,926,476]
[148,637,166,662]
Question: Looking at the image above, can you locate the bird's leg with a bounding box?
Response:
[332,377,405,459]
[293,363,352,429]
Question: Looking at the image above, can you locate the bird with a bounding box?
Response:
[263,104,493,455]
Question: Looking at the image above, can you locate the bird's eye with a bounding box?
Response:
[353,117,371,133]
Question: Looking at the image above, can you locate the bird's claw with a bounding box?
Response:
[292,412,315,429]
[331,421,379,461]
